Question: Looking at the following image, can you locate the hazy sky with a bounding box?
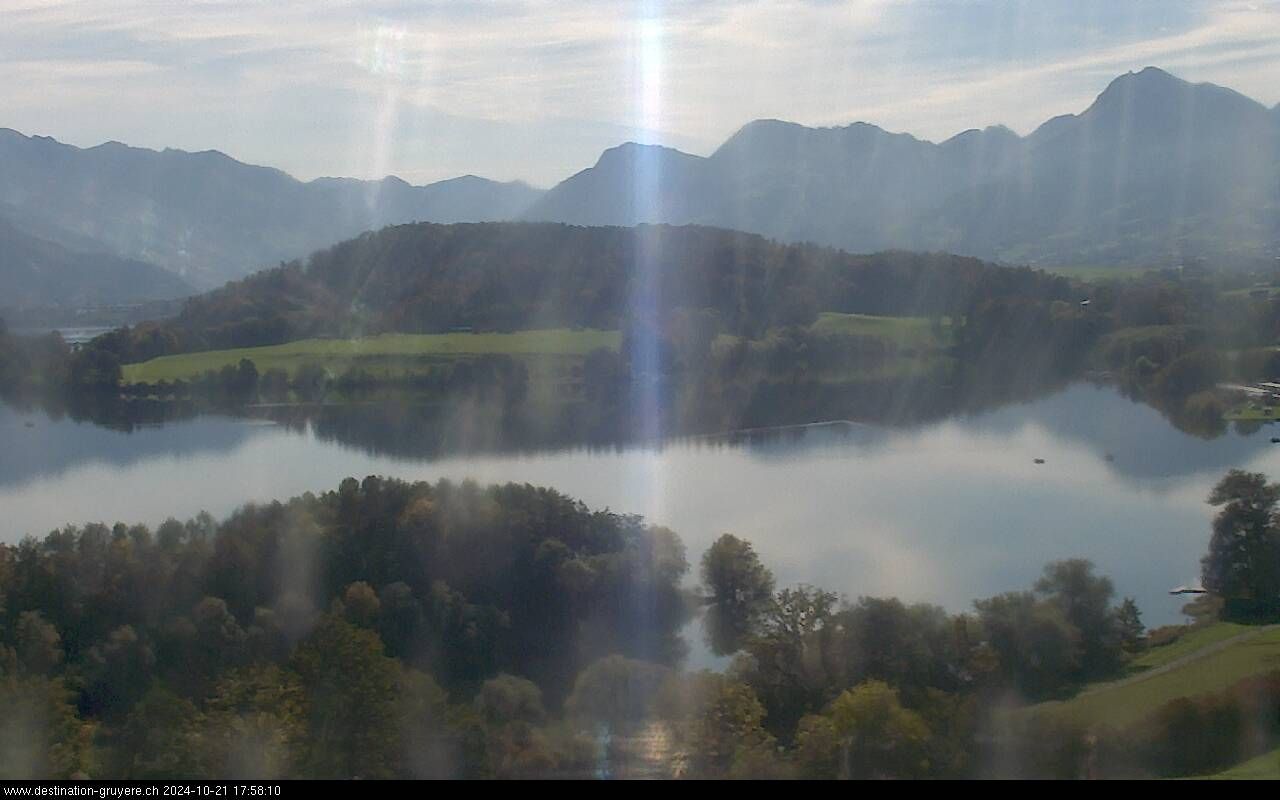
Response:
[5,1,1280,187]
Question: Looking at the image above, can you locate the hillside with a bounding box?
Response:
[0,216,194,308]
[115,221,1064,357]
[0,129,543,288]
[1030,623,1280,729]
[526,68,1280,267]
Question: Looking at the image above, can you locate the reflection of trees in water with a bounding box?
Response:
[7,351,1209,474]
[0,396,252,491]
[1108,374,1229,440]
[2,387,200,433]
[262,397,630,461]
[252,368,1064,463]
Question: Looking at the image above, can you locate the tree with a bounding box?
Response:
[1202,470,1280,617]
[687,679,777,778]
[792,713,840,778]
[339,581,381,628]
[175,597,248,694]
[834,597,961,695]
[470,674,588,779]
[826,680,931,779]
[290,616,402,779]
[199,664,306,779]
[67,347,121,389]
[231,358,259,402]
[292,363,328,401]
[1153,349,1222,400]
[741,585,838,737]
[700,534,775,655]
[397,668,455,779]
[1034,559,1123,677]
[666,307,720,373]
[1116,597,1146,653]
[565,656,671,731]
[15,612,63,676]
[474,674,545,727]
[973,591,1081,697]
[82,626,157,720]
[0,672,94,779]
[113,687,201,779]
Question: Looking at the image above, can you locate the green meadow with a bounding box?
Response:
[1029,624,1280,730]
[809,312,952,349]
[122,329,620,383]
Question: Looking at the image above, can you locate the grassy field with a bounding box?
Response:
[1037,265,1144,282]
[1126,623,1255,673]
[1224,406,1280,422]
[809,312,951,349]
[1222,287,1280,300]
[122,329,620,383]
[1030,624,1280,729]
[1204,747,1280,780]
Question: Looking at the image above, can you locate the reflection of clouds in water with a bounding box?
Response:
[7,384,1280,629]
[421,418,1217,626]
[805,524,952,609]
[961,383,1276,482]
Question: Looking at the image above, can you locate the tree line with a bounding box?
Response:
[5,467,1274,779]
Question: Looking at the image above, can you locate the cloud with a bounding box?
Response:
[2,1,1278,184]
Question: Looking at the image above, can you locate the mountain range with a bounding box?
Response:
[2,66,1277,309]
[0,216,194,308]
[525,67,1280,268]
[0,129,542,294]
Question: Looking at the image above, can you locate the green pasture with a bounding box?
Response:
[122,329,620,383]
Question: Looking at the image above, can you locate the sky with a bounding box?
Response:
[4,0,1280,187]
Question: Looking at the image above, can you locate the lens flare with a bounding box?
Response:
[626,4,666,664]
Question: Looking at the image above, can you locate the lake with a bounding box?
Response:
[2,383,1276,637]
[12,325,116,345]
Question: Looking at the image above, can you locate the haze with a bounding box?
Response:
[6,0,1280,187]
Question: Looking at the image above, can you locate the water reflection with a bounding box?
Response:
[0,404,254,488]
[3,383,1279,633]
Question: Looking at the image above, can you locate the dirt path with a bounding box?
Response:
[1075,624,1280,698]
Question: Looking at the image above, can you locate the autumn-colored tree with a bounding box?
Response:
[291,616,403,779]
[827,681,930,779]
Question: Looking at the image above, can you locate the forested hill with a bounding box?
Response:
[116,221,1072,357]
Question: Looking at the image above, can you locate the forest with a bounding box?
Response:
[88,222,1069,359]
[2,470,1277,779]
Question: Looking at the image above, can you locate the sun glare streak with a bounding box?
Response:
[358,22,407,193]
[626,4,666,663]
[343,20,410,340]
[628,6,665,449]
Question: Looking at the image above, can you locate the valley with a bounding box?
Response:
[4,42,1280,780]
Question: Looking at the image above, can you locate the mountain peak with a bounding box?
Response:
[713,119,911,164]
[733,118,808,135]
[1094,66,1185,102]
[593,141,702,170]
[1132,65,1177,81]
[1067,65,1271,137]
[940,124,1021,149]
[1091,66,1266,114]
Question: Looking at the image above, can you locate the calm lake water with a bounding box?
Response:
[2,383,1277,633]
[12,326,116,345]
